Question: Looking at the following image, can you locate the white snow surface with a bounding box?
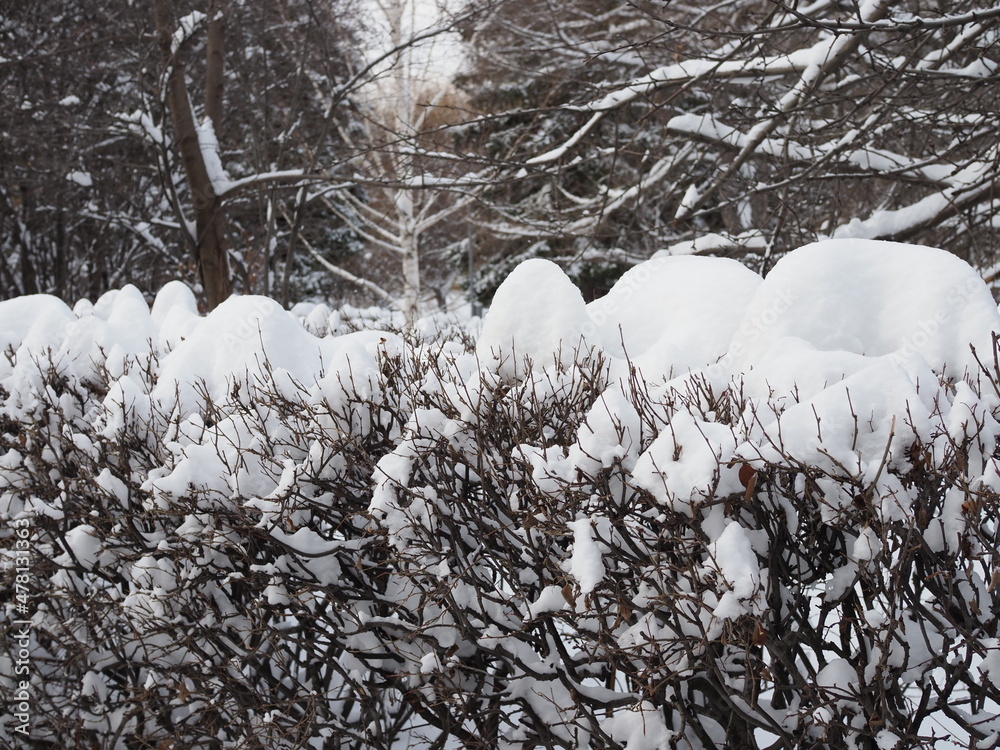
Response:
[723,239,998,379]
[586,254,761,376]
[567,517,606,595]
[477,258,591,376]
[152,294,332,411]
[631,408,739,511]
[196,118,232,195]
[67,171,93,187]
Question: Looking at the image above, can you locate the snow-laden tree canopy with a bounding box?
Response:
[2,239,1000,748]
[458,0,1000,301]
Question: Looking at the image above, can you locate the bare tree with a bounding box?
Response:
[152,0,232,308]
[458,0,1000,288]
[0,0,367,308]
[311,0,494,321]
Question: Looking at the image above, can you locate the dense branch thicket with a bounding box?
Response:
[0,0,363,305]
[458,0,1000,295]
[1,255,999,747]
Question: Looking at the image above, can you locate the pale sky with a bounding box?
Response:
[362,0,464,85]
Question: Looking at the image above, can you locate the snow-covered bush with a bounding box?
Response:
[2,239,1000,749]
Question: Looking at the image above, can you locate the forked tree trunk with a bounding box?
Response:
[152,0,232,310]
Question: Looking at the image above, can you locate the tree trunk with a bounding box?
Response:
[152,0,232,310]
[401,227,421,324]
[280,187,307,307]
[205,0,225,129]
[55,208,67,298]
[16,184,39,296]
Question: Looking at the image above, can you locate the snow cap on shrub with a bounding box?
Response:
[151,280,200,350]
[0,294,76,355]
[587,254,761,377]
[476,258,592,376]
[726,238,1000,380]
[0,295,77,380]
[152,294,337,414]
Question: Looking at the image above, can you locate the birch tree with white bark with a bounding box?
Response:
[323,0,489,322]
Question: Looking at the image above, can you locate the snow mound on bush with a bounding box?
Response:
[0,285,400,426]
[0,294,77,355]
[0,295,77,383]
[587,254,761,376]
[477,258,591,376]
[151,280,200,349]
[489,239,998,391]
[694,239,1000,503]
[70,284,158,380]
[152,295,337,412]
[724,238,1000,383]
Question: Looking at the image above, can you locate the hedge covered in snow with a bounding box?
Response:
[2,239,1000,749]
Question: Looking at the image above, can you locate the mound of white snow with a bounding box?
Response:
[723,239,1000,384]
[476,258,591,376]
[0,295,77,379]
[151,280,201,350]
[152,295,338,413]
[68,284,158,380]
[586,255,761,376]
[708,239,1000,514]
